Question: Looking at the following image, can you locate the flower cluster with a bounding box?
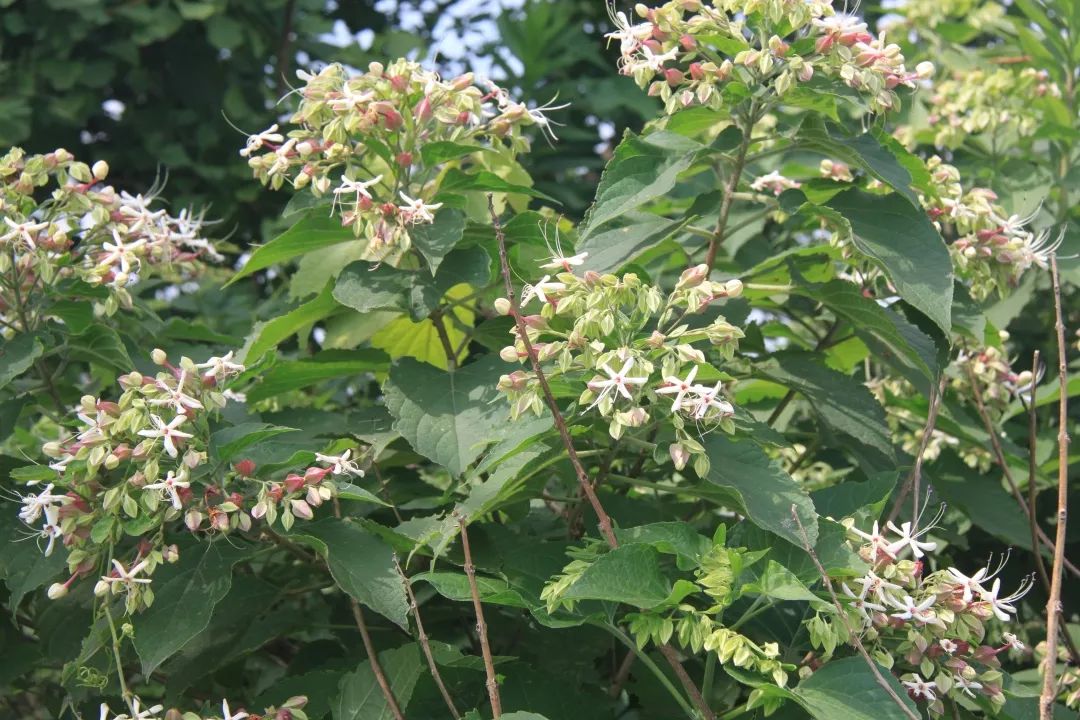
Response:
[497,255,744,475]
[880,0,1004,34]
[921,156,1061,299]
[99,695,307,720]
[807,510,1035,716]
[18,349,361,613]
[244,59,555,262]
[926,68,1059,149]
[0,147,220,329]
[608,0,933,114]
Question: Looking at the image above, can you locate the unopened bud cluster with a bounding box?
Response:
[926,68,1059,149]
[806,511,1034,716]
[0,147,220,329]
[496,255,744,474]
[608,0,933,114]
[244,59,555,263]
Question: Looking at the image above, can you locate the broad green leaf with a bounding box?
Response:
[580,130,702,235]
[562,543,671,609]
[420,140,486,166]
[333,262,414,313]
[230,210,353,283]
[811,472,896,520]
[702,434,818,547]
[615,523,712,564]
[289,239,370,300]
[133,541,248,674]
[369,286,474,369]
[244,282,341,362]
[245,349,389,403]
[577,213,687,274]
[0,512,67,608]
[383,355,512,475]
[792,656,918,720]
[210,423,300,463]
[409,208,467,274]
[824,189,952,335]
[69,325,133,372]
[292,518,409,628]
[48,300,95,334]
[440,168,556,202]
[334,643,423,720]
[0,333,43,389]
[742,559,822,604]
[792,278,938,389]
[757,352,896,469]
[415,571,531,608]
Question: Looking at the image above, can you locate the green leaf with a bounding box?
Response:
[742,559,822,604]
[823,189,952,334]
[230,210,353,284]
[210,423,300,463]
[245,349,389,403]
[133,541,248,674]
[0,512,67,608]
[334,643,423,720]
[420,140,486,166]
[577,213,687,274]
[68,325,133,371]
[409,208,468,274]
[792,278,938,390]
[562,543,672,608]
[580,130,702,236]
[333,262,414,313]
[615,523,712,564]
[383,356,512,476]
[0,333,43,389]
[792,656,918,720]
[245,282,341,362]
[440,168,557,202]
[292,518,409,628]
[48,300,95,334]
[702,434,818,547]
[757,352,896,469]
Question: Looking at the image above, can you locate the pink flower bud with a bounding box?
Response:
[234,459,256,477]
[414,97,433,122]
[284,473,306,494]
[669,443,690,470]
[251,501,267,520]
[678,263,709,289]
[689,62,705,81]
[679,34,696,50]
[290,499,314,520]
[306,486,324,507]
[500,346,522,363]
[664,68,684,86]
[185,510,203,532]
[396,151,413,168]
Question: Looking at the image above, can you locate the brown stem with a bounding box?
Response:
[790,506,920,720]
[332,498,406,719]
[432,310,458,371]
[457,516,502,718]
[886,374,947,525]
[274,0,298,96]
[1024,350,1052,596]
[704,116,753,273]
[394,556,461,720]
[1040,256,1071,720]
[965,364,1080,580]
[609,649,636,698]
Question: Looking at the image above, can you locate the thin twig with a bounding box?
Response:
[704,121,754,273]
[1040,256,1071,720]
[432,309,459,371]
[457,516,502,718]
[394,556,461,719]
[274,0,298,96]
[965,364,1080,580]
[609,649,636,698]
[1024,350,1052,596]
[789,506,920,720]
[489,195,715,720]
[887,374,947,525]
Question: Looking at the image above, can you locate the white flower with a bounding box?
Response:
[398,192,443,224]
[521,275,566,305]
[841,582,887,621]
[315,449,364,477]
[588,358,649,404]
[889,594,936,623]
[196,351,245,383]
[939,638,959,653]
[1,217,49,249]
[886,518,938,558]
[688,381,734,420]
[946,555,1006,603]
[329,85,375,112]
[221,699,249,720]
[540,251,589,272]
[130,697,164,720]
[655,366,699,412]
[332,174,383,215]
[953,675,983,698]
[849,521,898,560]
[148,370,204,415]
[637,45,679,73]
[100,559,152,589]
[605,8,652,54]
[143,470,191,510]
[39,505,63,557]
[17,483,69,526]
[137,414,194,458]
[979,576,1034,622]
[1003,632,1025,651]
[97,229,147,274]
[852,570,902,604]
[240,123,284,157]
[902,675,937,701]
[750,171,802,196]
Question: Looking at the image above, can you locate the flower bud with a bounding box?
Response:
[47,582,69,600]
[670,444,690,470]
[163,544,180,563]
[368,61,384,76]
[493,297,512,315]
[251,501,268,520]
[678,264,709,289]
[284,473,305,494]
[234,459,256,477]
[915,61,934,79]
[500,345,521,363]
[184,509,203,532]
[94,580,110,596]
[306,486,324,507]
[724,278,744,297]
[314,176,332,194]
[151,348,168,365]
[290,498,314,520]
[91,160,109,180]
